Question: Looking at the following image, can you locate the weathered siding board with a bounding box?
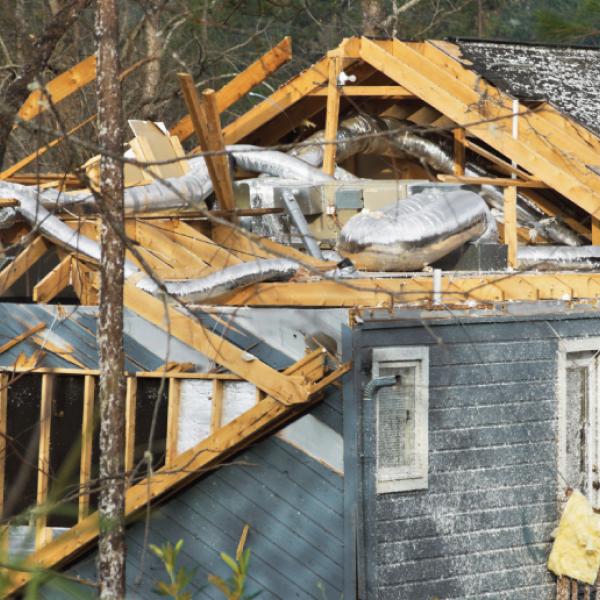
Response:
[353,313,581,599]
[41,436,343,599]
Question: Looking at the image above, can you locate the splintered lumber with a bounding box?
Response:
[178,74,235,212]
[0,322,46,355]
[128,120,189,181]
[201,89,236,211]
[0,236,50,295]
[323,51,342,176]
[211,379,224,433]
[16,55,96,126]
[171,36,292,142]
[32,254,72,303]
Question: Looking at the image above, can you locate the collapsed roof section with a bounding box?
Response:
[0,37,598,315]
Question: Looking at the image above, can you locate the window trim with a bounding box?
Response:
[557,338,600,504]
[372,346,429,493]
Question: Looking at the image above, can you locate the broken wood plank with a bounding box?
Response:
[0,236,50,295]
[32,254,72,303]
[78,375,95,522]
[171,36,293,142]
[70,258,99,305]
[0,322,46,355]
[201,89,236,212]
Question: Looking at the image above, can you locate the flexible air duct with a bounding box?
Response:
[136,258,299,303]
[291,114,581,247]
[337,189,489,271]
[517,246,600,271]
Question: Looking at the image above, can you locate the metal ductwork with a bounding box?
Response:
[337,189,490,271]
[517,246,600,271]
[291,114,581,247]
[137,258,299,303]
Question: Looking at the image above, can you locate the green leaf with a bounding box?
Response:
[208,574,231,596]
[220,552,240,575]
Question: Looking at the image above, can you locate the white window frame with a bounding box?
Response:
[557,338,600,505]
[372,346,429,493]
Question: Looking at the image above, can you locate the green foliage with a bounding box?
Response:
[207,549,260,600]
[536,0,600,43]
[150,539,197,600]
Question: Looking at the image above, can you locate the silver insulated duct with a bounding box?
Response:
[517,246,600,271]
[338,188,490,271]
[292,114,581,247]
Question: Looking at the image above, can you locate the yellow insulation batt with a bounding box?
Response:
[548,490,600,585]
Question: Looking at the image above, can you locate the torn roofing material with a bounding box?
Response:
[0,304,209,371]
[455,39,600,136]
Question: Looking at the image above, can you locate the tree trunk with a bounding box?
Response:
[95,0,126,597]
[141,2,162,119]
[0,0,91,169]
[362,0,386,37]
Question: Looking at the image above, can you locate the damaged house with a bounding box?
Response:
[0,35,599,599]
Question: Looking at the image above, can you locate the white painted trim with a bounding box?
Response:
[372,346,429,493]
[557,337,600,505]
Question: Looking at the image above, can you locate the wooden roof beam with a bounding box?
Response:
[357,37,600,219]
[171,36,293,143]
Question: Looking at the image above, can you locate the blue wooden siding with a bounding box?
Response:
[40,436,344,600]
[352,312,600,600]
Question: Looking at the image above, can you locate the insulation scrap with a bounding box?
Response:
[548,490,600,584]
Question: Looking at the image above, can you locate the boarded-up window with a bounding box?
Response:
[372,347,429,493]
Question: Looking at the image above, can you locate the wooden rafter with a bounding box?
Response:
[0,236,50,295]
[396,39,600,218]
[16,55,96,126]
[193,272,600,307]
[32,254,72,303]
[221,37,362,146]
[171,36,293,142]
[123,282,308,406]
[5,349,350,596]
